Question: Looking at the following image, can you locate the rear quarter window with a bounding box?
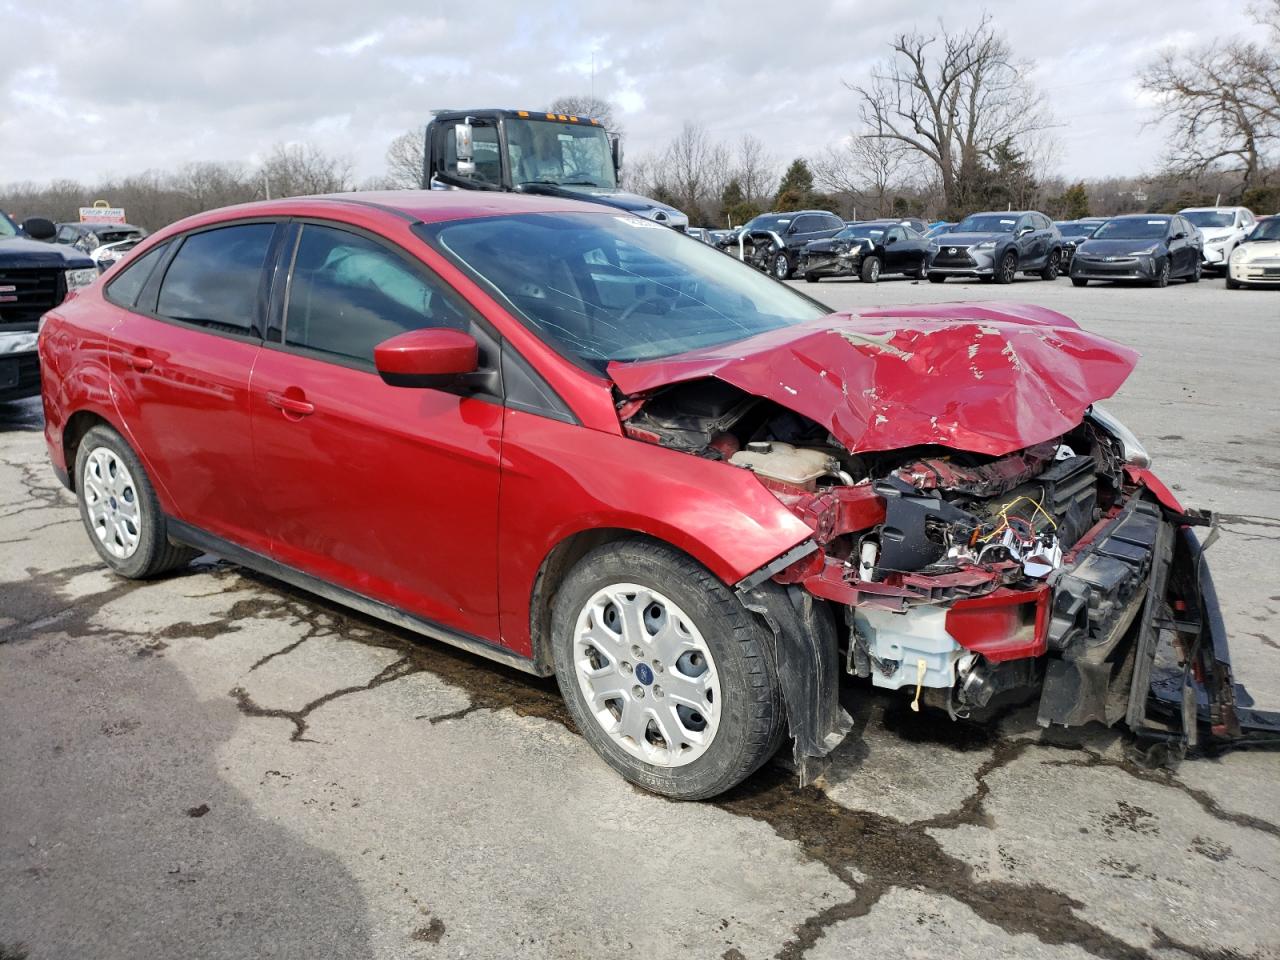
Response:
[104,243,170,309]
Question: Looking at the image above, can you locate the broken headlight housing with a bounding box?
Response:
[1089,404,1151,468]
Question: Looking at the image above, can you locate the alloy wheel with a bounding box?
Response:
[573,583,721,767]
[773,254,790,280]
[1000,252,1017,283]
[82,446,143,559]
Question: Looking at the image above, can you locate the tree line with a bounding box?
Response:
[5,6,1277,232]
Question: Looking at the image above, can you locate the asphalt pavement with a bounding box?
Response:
[2,275,1278,960]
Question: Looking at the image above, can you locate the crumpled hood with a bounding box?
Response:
[804,237,869,254]
[608,302,1139,457]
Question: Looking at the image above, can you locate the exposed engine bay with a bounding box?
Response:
[619,376,1224,736]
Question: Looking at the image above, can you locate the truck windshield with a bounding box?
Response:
[507,118,618,190]
[420,212,826,371]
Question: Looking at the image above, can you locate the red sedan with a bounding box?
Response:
[38,192,1251,798]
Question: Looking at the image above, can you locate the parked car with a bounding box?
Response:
[1054,218,1106,272]
[39,191,1257,798]
[1226,216,1280,288]
[894,217,929,235]
[1069,214,1202,287]
[799,220,934,283]
[723,210,846,280]
[55,221,149,272]
[927,210,1063,284]
[1178,206,1256,274]
[1,211,96,402]
[925,221,957,239]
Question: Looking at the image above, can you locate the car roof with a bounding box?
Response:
[1105,214,1170,220]
[1178,206,1245,213]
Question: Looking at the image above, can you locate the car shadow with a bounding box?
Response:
[0,398,43,434]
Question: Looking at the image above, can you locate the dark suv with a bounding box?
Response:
[1,211,96,401]
[927,211,1063,284]
[727,210,845,280]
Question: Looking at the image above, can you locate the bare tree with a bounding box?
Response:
[1140,2,1279,197]
[384,127,426,189]
[259,143,353,199]
[548,95,619,133]
[852,15,1054,217]
[733,134,779,208]
[658,122,731,221]
[812,126,911,217]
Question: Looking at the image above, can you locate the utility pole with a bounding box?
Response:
[591,52,595,100]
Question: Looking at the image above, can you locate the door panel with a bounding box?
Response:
[107,223,274,550]
[250,350,503,639]
[250,220,503,641]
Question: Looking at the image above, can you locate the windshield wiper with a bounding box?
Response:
[560,181,601,187]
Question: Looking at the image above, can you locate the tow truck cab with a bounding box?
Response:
[422,109,689,230]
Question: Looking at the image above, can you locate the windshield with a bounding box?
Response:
[506,118,618,190]
[1183,211,1233,228]
[1090,218,1169,241]
[925,223,954,238]
[743,214,793,234]
[1057,221,1099,238]
[835,224,886,241]
[1247,219,1280,241]
[955,214,1019,234]
[0,211,17,239]
[421,212,827,370]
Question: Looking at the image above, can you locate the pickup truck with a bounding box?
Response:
[1,212,96,402]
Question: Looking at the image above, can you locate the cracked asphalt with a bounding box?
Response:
[2,280,1279,960]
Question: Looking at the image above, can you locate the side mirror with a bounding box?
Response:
[785,223,798,235]
[374,328,478,389]
[885,235,898,245]
[609,134,623,175]
[22,217,56,242]
[454,121,475,178]
[1172,232,1185,240]
[1015,226,1032,237]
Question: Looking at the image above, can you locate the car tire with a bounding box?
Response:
[1071,277,1088,287]
[1187,260,1201,283]
[860,256,881,283]
[73,425,197,579]
[994,251,1018,284]
[927,273,947,284]
[1039,249,1061,280]
[772,252,792,281]
[550,539,786,800]
[1226,274,1241,289]
[1152,258,1170,288]
[805,273,820,283]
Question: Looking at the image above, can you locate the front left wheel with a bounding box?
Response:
[551,540,786,799]
[74,425,197,579]
[771,252,792,281]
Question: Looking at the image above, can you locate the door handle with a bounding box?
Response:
[266,390,315,417]
[130,355,154,372]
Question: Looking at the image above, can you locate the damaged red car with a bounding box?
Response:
[39,192,1270,799]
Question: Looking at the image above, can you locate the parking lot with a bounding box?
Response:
[2,278,1278,960]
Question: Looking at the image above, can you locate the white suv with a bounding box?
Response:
[1178,206,1256,273]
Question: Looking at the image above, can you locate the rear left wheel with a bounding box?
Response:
[74,425,197,579]
[551,540,786,799]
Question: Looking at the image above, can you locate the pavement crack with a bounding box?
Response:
[1037,748,1280,839]
[414,705,480,724]
[230,656,422,743]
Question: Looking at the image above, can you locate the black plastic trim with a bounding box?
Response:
[166,517,547,677]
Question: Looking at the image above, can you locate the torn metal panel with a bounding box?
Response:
[608,304,1138,457]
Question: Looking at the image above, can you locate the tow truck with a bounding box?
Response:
[422,109,689,230]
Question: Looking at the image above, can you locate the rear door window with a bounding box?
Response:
[156,223,275,335]
[282,223,469,365]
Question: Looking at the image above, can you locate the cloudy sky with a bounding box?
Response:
[0,0,1264,188]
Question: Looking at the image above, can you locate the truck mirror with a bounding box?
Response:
[454,121,475,177]
[610,134,623,175]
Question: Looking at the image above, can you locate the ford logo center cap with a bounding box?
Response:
[635,663,654,685]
